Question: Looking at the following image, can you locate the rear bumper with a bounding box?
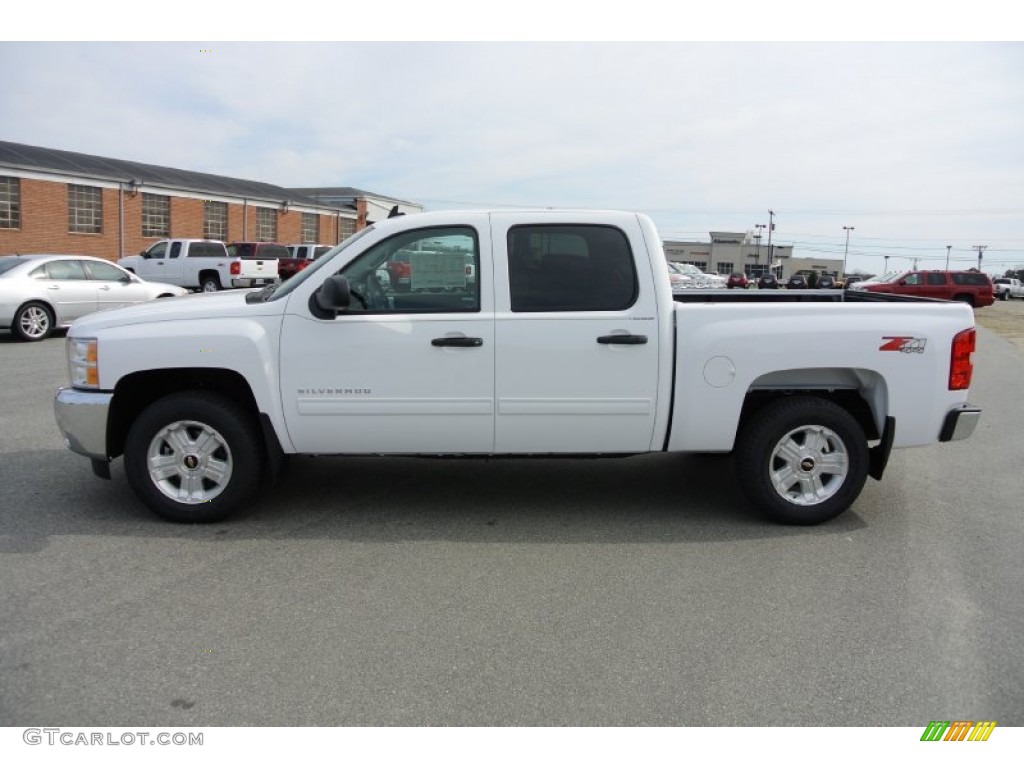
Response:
[231,277,277,288]
[939,404,982,442]
[54,387,112,460]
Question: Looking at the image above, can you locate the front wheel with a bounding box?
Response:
[735,396,869,525]
[123,392,262,523]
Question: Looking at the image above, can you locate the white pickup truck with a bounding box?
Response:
[118,239,279,292]
[993,277,1024,300]
[55,210,981,526]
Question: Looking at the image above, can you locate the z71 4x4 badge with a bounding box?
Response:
[880,336,927,354]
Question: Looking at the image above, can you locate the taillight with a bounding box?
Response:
[949,328,976,390]
[230,261,241,275]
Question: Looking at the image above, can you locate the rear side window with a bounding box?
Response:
[507,224,637,312]
[926,273,947,285]
[44,260,89,280]
[952,272,990,286]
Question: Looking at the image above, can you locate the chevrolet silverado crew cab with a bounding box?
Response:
[55,210,981,526]
[118,239,279,292]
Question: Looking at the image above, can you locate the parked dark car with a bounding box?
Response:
[785,275,808,289]
[757,273,780,289]
[816,275,837,289]
[726,272,749,289]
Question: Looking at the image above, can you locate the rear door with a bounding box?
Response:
[30,259,97,321]
[490,213,661,453]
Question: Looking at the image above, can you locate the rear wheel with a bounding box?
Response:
[200,274,221,293]
[735,396,869,525]
[124,391,262,523]
[13,302,54,342]
[952,293,974,307]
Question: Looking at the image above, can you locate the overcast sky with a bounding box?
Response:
[2,35,1023,274]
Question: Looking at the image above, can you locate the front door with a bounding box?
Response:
[279,217,495,454]
[490,214,661,453]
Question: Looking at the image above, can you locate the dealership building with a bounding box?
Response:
[664,231,842,281]
[0,140,420,261]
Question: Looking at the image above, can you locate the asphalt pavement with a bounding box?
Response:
[0,314,1021,726]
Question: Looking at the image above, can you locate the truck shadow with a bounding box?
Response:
[0,450,869,553]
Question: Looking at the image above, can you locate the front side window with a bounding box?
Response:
[301,213,319,243]
[903,273,923,286]
[507,224,637,312]
[0,176,20,229]
[68,184,103,234]
[336,226,480,314]
[204,201,227,240]
[85,260,127,281]
[256,208,277,242]
[141,193,170,237]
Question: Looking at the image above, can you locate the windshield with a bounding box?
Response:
[258,226,376,302]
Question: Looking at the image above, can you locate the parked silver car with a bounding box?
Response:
[0,254,188,341]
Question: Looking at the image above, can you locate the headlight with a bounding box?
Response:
[68,337,99,388]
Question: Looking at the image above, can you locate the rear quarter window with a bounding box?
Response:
[256,245,290,260]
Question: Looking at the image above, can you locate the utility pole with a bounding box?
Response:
[767,210,775,270]
[945,245,952,271]
[842,226,854,278]
[972,245,987,270]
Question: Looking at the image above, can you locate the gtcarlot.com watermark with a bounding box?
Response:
[23,728,203,747]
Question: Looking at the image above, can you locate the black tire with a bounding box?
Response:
[123,391,262,523]
[734,396,869,525]
[12,301,54,342]
[999,291,1007,301]
[200,274,221,293]
[952,294,974,307]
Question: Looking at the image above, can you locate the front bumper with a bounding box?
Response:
[939,404,982,442]
[54,387,112,460]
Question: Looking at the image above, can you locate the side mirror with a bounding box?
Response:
[140,250,148,258]
[311,275,351,318]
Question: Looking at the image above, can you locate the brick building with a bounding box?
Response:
[0,141,418,261]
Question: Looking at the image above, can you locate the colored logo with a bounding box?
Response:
[920,721,996,741]
[880,336,927,353]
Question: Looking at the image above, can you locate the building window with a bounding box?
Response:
[301,212,319,242]
[204,201,228,240]
[256,207,277,241]
[717,262,734,275]
[141,193,170,237]
[0,176,20,229]
[338,217,356,241]
[68,184,103,234]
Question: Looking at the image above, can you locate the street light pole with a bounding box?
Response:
[754,223,766,272]
[767,210,775,272]
[842,226,854,278]
[945,245,952,271]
